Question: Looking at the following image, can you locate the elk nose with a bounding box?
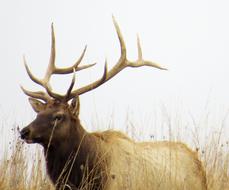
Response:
[20,128,30,139]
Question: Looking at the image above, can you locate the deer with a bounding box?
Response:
[20,17,207,190]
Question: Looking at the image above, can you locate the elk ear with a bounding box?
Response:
[70,96,80,117]
[28,98,46,113]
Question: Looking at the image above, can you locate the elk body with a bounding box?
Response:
[20,18,207,190]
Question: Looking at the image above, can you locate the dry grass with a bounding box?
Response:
[0,118,228,190]
[201,135,229,190]
[0,127,54,190]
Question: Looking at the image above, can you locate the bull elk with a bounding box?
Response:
[20,18,207,190]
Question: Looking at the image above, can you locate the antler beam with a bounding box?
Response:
[66,16,166,100]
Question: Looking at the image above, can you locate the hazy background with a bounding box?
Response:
[0,0,229,147]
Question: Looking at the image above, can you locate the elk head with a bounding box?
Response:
[20,17,166,147]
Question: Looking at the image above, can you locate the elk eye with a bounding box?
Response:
[53,114,64,122]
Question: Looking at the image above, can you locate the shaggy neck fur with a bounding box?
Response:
[43,118,106,190]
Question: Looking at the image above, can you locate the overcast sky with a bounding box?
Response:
[0,0,229,145]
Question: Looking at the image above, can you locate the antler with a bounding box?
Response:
[22,18,166,103]
[66,17,166,100]
[22,23,95,102]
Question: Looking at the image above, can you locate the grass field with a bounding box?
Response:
[0,113,228,190]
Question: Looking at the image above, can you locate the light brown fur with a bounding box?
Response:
[92,130,207,190]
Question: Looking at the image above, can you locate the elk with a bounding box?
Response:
[20,18,207,190]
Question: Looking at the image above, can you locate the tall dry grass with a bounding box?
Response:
[0,115,228,190]
[0,127,54,190]
[201,134,229,190]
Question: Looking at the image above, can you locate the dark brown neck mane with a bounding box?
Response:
[44,119,106,190]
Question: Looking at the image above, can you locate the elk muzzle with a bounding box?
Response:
[20,126,36,144]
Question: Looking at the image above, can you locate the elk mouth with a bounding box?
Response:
[20,129,43,144]
[20,135,36,144]
[24,139,34,144]
[22,137,44,144]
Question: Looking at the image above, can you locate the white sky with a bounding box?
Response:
[0,0,229,146]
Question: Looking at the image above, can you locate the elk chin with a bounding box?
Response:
[32,136,44,144]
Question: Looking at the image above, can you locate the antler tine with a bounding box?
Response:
[66,68,76,99]
[137,35,143,60]
[20,86,51,102]
[127,35,167,70]
[23,56,43,86]
[22,24,56,93]
[43,23,56,86]
[55,46,96,74]
[67,17,166,98]
[112,16,127,65]
[68,61,108,99]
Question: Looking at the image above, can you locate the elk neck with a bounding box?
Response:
[43,117,103,187]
